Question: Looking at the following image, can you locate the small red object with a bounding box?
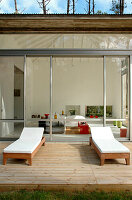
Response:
[90,115,94,118]
[45,114,49,119]
[120,128,127,137]
[78,122,90,134]
[95,115,98,118]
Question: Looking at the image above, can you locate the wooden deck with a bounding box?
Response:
[0,141,132,192]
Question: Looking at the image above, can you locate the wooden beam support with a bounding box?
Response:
[0,15,132,33]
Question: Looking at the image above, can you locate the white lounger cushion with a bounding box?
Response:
[4,139,41,153]
[92,139,130,153]
[91,127,130,153]
[3,127,44,154]
[91,127,114,140]
[20,127,44,142]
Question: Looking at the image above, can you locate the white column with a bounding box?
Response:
[50,56,53,141]
[129,56,132,141]
[103,56,106,127]
[24,55,26,127]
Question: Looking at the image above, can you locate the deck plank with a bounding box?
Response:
[0,142,132,191]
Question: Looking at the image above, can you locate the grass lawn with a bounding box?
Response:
[0,191,132,200]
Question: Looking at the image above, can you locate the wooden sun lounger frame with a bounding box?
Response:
[3,137,45,166]
[89,137,130,166]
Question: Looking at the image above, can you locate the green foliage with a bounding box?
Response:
[110,0,127,14]
[96,10,107,14]
[0,191,132,200]
[110,0,120,14]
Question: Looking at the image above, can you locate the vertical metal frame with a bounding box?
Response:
[103,56,106,127]
[50,56,53,140]
[127,56,130,140]
[0,50,132,142]
[129,56,132,141]
[121,73,123,119]
[24,55,26,127]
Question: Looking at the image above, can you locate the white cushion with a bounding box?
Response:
[3,139,41,153]
[91,127,130,153]
[66,115,85,120]
[91,127,114,140]
[3,127,44,154]
[92,138,130,153]
[20,127,44,142]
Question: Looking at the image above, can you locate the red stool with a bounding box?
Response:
[78,122,90,134]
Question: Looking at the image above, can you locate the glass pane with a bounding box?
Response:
[0,56,24,120]
[106,56,129,139]
[0,122,24,138]
[53,57,103,137]
[106,121,129,140]
[25,119,50,133]
[26,57,50,134]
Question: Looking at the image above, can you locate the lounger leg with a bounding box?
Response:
[100,158,105,166]
[125,158,130,165]
[28,158,32,166]
[3,156,7,165]
[42,137,45,146]
[43,141,45,146]
[89,137,92,146]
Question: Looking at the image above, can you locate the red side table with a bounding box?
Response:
[120,128,127,137]
[78,122,90,134]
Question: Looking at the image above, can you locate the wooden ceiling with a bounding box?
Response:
[0,14,132,34]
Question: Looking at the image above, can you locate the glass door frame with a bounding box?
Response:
[0,49,132,141]
[104,56,130,139]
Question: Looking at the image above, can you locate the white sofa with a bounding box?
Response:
[3,127,45,166]
[90,127,130,166]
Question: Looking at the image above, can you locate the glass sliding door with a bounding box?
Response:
[26,57,50,136]
[0,56,24,138]
[52,57,103,141]
[0,53,130,142]
[106,56,129,139]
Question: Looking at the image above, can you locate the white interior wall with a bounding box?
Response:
[14,73,24,119]
[0,57,24,137]
[53,57,104,116]
[26,57,50,120]
[26,57,121,119]
[0,58,14,136]
[106,58,121,118]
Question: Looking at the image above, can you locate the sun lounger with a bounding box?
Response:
[90,127,130,166]
[3,127,45,166]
